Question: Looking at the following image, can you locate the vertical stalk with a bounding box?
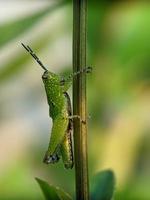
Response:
[73,0,89,200]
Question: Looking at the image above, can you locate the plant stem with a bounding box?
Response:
[73,0,89,200]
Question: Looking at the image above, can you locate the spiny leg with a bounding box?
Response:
[71,66,92,78]
[60,66,92,83]
[67,114,92,125]
[67,115,86,124]
[60,66,92,92]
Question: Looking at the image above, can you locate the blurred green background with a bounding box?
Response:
[0,1,150,199]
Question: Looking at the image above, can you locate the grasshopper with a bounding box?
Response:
[22,43,91,169]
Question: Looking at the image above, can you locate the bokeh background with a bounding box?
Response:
[0,1,150,199]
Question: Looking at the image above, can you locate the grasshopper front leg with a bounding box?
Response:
[60,66,92,92]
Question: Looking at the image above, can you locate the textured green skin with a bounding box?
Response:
[42,70,73,169]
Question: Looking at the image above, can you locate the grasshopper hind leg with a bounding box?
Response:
[60,92,74,169]
[43,144,61,164]
[43,151,60,164]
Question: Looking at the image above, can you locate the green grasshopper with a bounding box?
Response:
[22,43,91,169]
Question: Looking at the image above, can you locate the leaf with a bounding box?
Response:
[0,1,66,47]
[35,177,72,200]
[90,169,116,200]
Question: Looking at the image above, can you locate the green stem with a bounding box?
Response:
[73,0,89,200]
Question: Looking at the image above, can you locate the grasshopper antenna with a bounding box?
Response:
[21,43,48,71]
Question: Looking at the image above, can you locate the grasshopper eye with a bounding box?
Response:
[42,71,49,79]
[42,74,48,79]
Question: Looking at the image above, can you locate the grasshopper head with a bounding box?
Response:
[42,70,59,84]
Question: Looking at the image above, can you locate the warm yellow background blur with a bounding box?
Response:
[0,1,150,199]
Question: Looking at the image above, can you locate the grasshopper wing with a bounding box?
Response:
[60,92,73,169]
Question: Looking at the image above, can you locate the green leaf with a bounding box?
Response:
[90,169,116,200]
[35,178,72,200]
[0,1,66,47]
